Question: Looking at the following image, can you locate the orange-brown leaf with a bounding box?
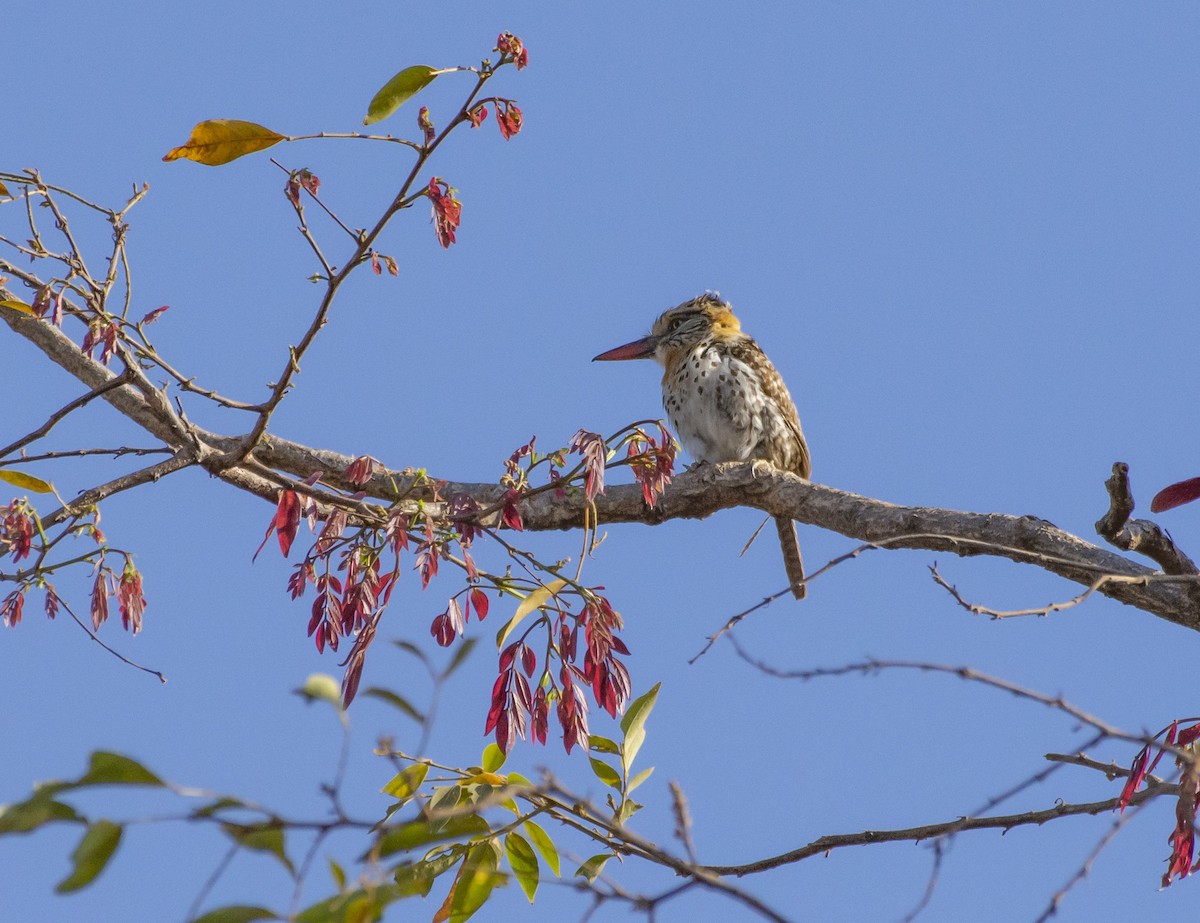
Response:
[162,119,286,166]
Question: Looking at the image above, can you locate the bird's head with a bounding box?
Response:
[592,294,740,365]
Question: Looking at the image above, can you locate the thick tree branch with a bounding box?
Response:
[6,286,1197,633]
[1,290,182,447]
[1096,462,1200,605]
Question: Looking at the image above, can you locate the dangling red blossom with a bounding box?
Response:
[416,538,440,589]
[427,177,462,248]
[284,169,320,207]
[468,105,488,128]
[287,561,314,600]
[503,438,536,484]
[557,670,590,754]
[470,587,489,620]
[139,305,169,326]
[81,321,119,365]
[531,685,549,744]
[501,489,525,531]
[449,493,483,545]
[117,559,147,634]
[496,102,523,140]
[2,501,34,561]
[343,455,377,488]
[387,511,412,553]
[486,645,534,754]
[31,284,52,319]
[1164,758,1200,887]
[254,489,301,560]
[627,423,676,507]
[495,32,529,69]
[90,570,110,630]
[44,586,59,620]
[430,611,455,647]
[1,589,24,627]
[580,596,630,718]
[299,169,320,196]
[569,429,607,501]
[339,615,377,707]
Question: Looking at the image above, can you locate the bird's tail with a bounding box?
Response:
[774,516,807,600]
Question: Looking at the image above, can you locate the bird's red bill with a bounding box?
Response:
[592,337,657,361]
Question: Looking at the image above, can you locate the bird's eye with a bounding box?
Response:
[669,317,686,331]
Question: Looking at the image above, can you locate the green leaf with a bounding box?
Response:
[364,65,438,125]
[374,813,490,858]
[0,794,82,834]
[589,758,622,790]
[328,857,346,891]
[504,832,539,902]
[496,579,568,650]
[619,682,661,771]
[190,906,280,923]
[392,851,461,897]
[442,636,478,679]
[163,119,286,166]
[626,766,654,795]
[448,842,503,923]
[575,853,613,884]
[588,735,620,755]
[390,639,430,665]
[362,687,425,723]
[76,751,164,788]
[523,821,560,877]
[617,798,643,824]
[55,819,122,892]
[192,796,248,818]
[0,469,54,493]
[296,886,399,923]
[381,763,428,804]
[221,823,294,876]
[481,743,505,773]
[295,673,343,709]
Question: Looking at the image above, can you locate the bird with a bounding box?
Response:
[593,293,810,599]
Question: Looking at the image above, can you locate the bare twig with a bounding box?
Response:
[54,594,166,683]
[0,371,135,460]
[1034,806,1141,923]
[929,561,1137,619]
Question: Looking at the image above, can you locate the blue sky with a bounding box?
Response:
[3,3,1199,921]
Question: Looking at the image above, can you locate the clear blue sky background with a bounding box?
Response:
[3,3,1199,921]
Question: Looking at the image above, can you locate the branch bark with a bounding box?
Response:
[6,287,1198,634]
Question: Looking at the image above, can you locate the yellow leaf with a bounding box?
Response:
[0,470,54,494]
[496,579,568,649]
[162,119,286,166]
[0,180,11,197]
[461,771,507,787]
[0,299,34,315]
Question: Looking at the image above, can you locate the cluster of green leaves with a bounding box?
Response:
[0,680,663,922]
[578,682,661,881]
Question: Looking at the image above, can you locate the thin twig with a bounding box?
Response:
[54,595,166,683]
[0,371,135,460]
